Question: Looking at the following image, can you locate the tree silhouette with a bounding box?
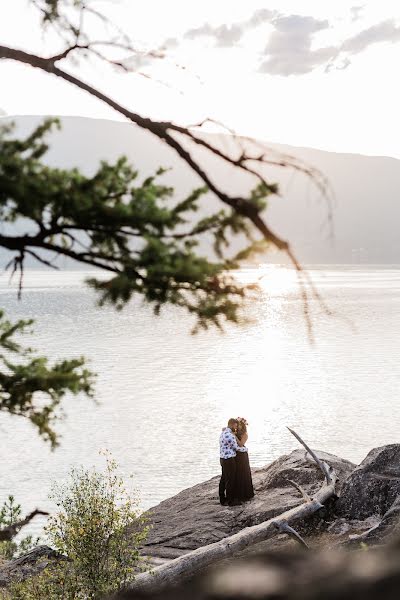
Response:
[0,1,330,444]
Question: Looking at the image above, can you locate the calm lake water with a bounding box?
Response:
[1,266,400,536]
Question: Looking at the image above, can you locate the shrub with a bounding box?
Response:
[6,563,73,600]
[10,454,148,599]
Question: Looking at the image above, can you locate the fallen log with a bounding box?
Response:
[116,533,400,600]
[131,429,337,591]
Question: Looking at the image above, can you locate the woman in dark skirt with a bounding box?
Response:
[235,417,254,502]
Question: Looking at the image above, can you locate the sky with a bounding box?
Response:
[1,0,400,157]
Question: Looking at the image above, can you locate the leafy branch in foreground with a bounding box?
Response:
[0,118,272,443]
[0,309,94,447]
[0,119,270,330]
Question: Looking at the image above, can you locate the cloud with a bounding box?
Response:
[125,11,400,80]
[342,19,400,54]
[272,14,330,35]
[185,9,276,47]
[324,18,400,72]
[324,57,351,73]
[259,15,337,76]
[185,23,243,47]
[259,15,400,76]
[350,5,365,23]
[162,38,179,50]
[247,9,276,28]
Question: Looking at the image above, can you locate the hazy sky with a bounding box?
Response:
[1,0,400,157]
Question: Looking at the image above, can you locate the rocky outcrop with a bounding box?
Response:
[0,545,65,587]
[336,445,400,520]
[118,445,400,600]
[3,444,400,591]
[343,496,400,548]
[142,449,355,562]
[142,444,400,564]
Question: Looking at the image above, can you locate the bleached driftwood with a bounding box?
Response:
[272,520,309,549]
[132,429,337,591]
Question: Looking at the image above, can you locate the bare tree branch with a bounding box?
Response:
[286,479,312,503]
[287,427,333,485]
[0,43,328,264]
[0,509,49,542]
[272,520,310,548]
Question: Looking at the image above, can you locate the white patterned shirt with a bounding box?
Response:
[219,427,248,459]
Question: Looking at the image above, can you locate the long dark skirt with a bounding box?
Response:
[235,451,254,501]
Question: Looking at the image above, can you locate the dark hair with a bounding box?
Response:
[228,418,238,429]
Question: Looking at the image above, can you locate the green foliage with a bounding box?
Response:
[250,181,278,210]
[0,496,39,560]
[9,455,148,599]
[0,118,267,329]
[0,118,276,440]
[6,563,73,600]
[0,309,94,447]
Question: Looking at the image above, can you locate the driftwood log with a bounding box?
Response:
[116,535,400,600]
[132,428,337,591]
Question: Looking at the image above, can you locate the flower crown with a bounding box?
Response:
[237,417,248,427]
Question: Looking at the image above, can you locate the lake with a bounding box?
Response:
[1,266,399,536]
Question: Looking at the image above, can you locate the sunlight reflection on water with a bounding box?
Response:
[1,266,400,537]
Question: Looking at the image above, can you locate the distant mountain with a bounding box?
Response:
[1,115,400,266]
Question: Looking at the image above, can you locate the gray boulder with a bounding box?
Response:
[0,545,65,587]
[336,444,400,520]
[142,449,355,561]
[343,496,400,548]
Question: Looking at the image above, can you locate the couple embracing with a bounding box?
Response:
[219,417,254,506]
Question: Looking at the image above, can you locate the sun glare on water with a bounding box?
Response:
[236,264,297,296]
[212,265,307,454]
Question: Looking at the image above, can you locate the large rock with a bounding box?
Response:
[336,444,400,520]
[343,496,400,548]
[0,545,64,587]
[142,449,355,561]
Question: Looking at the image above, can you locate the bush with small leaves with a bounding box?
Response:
[9,454,148,599]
